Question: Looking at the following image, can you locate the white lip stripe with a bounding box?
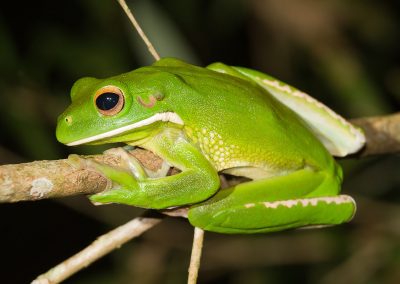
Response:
[66,112,184,146]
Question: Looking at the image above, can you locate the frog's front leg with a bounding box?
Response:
[84,128,220,209]
[188,168,356,234]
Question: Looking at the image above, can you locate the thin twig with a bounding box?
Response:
[188,227,205,284]
[116,0,161,61]
[32,212,164,284]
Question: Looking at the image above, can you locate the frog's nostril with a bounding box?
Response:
[65,115,73,125]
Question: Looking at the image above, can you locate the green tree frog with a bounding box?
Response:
[56,58,365,234]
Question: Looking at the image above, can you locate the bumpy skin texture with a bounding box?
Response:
[56,58,362,234]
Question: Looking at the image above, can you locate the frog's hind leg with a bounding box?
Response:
[188,168,355,234]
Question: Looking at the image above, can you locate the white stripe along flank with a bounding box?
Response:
[67,112,184,146]
[260,78,366,156]
[261,78,365,146]
[244,195,354,210]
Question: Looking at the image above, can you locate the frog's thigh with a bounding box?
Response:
[188,169,355,234]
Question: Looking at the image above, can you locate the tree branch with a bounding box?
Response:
[0,148,165,203]
[0,113,399,204]
[350,112,400,157]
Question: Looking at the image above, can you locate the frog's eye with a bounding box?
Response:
[94,86,124,116]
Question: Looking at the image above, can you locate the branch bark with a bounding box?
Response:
[0,113,399,203]
[0,148,165,203]
[350,112,400,157]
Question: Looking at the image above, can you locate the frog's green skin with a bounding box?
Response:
[56,58,365,234]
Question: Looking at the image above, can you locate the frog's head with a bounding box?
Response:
[56,69,184,146]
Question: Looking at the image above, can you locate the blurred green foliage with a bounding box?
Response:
[0,0,399,283]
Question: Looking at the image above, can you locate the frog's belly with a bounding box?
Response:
[222,166,294,180]
[205,146,304,180]
[185,126,308,178]
[208,145,304,180]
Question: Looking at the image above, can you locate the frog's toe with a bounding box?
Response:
[104,147,148,180]
[80,157,109,174]
[68,154,107,173]
[89,188,133,205]
[103,147,129,157]
[67,154,90,170]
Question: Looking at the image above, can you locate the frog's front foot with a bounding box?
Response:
[68,151,143,205]
[67,154,95,171]
[106,147,172,178]
[103,147,148,180]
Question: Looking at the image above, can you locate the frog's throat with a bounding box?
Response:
[66,112,184,146]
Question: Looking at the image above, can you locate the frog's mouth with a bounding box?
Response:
[66,112,184,146]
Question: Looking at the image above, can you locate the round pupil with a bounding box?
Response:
[96,92,120,111]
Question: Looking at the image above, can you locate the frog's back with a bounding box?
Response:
[143,59,336,175]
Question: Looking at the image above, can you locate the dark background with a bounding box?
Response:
[0,0,399,283]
